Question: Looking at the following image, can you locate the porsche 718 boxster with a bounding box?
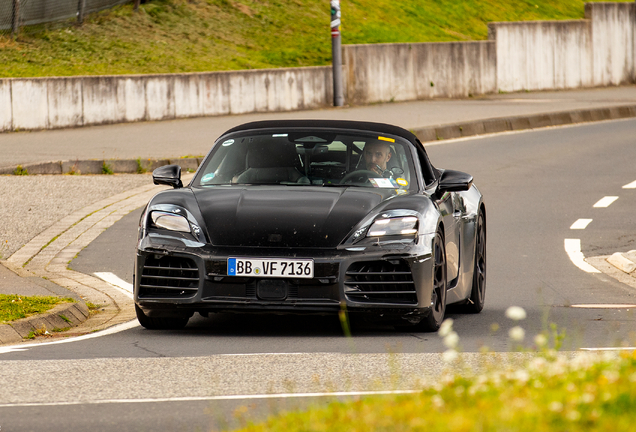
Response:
[134,120,486,332]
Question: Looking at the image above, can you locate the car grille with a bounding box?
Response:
[139,256,199,298]
[344,259,417,304]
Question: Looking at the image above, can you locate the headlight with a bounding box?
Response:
[150,211,191,233]
[367,216,418,237]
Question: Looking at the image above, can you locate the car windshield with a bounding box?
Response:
[194,129,418,191]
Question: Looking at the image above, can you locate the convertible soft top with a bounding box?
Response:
[221,119,420,144]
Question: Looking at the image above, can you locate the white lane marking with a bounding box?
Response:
[623,180,636,189]
[570,219,592,229]
[0,389,419,408]
[564,239,601,273]
[581,347,636,351]
[94,272,133,294]
[571,304,636,309]
[593,196,618,208]
[0,320,140,355]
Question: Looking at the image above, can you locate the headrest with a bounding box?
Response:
[247,142,299,169]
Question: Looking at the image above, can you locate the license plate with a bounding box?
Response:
[227,258,314,278]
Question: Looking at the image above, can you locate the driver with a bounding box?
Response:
[363,141,392,177]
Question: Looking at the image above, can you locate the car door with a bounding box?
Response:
[436,190,460,284]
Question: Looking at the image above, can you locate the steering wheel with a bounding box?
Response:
[340,170,378,184]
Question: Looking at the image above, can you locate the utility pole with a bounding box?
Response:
[330,0,344,107]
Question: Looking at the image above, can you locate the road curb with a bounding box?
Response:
[0,173,196,346]
[2,105,636,176]
[412,104,636,143]
[0,157,202,176]
[0,301,90,345]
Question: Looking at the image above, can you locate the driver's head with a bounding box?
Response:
[363,141,392,174]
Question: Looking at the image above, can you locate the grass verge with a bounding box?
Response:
[0,0,625,78]
[232,350,636,432]
[0,294,75,324]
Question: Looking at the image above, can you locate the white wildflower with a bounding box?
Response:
[529,357,547,372]
[602,351,618,362]
[571,352,595,370]
[580,393,595,404]
[534,334,548,347]
[629,372,636,382]
[438,318,454,337]
[505,306,527,321]
[513,370,530,383]
[431,395,444,408]
[566,410,581,421]
[603,371,619,384]
[508,326,525,341]
[442,349,458,363]
[566,383,577,392]
[548,401,563,412]
[443,331,459,349]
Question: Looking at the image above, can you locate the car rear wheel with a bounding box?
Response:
[135,304,189,330]
[462,210,486,313]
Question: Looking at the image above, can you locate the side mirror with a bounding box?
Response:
[438,169,473,193]
[153,164,183,189]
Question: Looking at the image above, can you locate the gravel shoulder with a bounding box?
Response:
[0,174,153,260]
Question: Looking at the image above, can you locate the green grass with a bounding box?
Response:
[232,351,636,432]
[0,294,75,324]
[0,0,625,78]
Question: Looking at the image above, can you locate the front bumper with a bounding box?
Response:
[134,236,435,320]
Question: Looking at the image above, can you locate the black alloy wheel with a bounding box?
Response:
[135,304,190,330]
[418,229,448,332]
[463,211,487,313]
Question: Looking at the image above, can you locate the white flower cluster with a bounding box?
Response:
[505,306,527,341]
[438,318,459,363]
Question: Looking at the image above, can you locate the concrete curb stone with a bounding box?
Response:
[0,301,88,344]
[0,157,201,176]
[412,104,636,144]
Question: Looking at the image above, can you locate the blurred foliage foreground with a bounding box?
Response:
[0,0,624,77]
[226,313,636,432]
[232,322,636,432]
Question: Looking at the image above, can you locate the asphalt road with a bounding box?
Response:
[2,119,636,431]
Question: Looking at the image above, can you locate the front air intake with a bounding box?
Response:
[139,256,199,298]
[344,259,417,304]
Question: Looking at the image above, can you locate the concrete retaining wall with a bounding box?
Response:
[0,66,335,131]
[492,2,635,92]
[343,41,496,105]
[491,20,594,92]
[586,2,635,86]
[1,2,634,131]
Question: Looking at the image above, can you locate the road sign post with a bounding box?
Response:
[330,0,344,107]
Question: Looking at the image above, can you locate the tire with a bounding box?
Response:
[135,304,189,330]
[417,229,448,332]
[462,210,487,313]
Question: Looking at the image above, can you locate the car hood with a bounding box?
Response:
[192,186,398,248]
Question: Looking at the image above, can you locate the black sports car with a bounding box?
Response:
[134,120,486,331]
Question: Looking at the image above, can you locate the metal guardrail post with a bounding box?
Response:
[330,0,344,107]
[78,0,87,25]
[11,0,20,37]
